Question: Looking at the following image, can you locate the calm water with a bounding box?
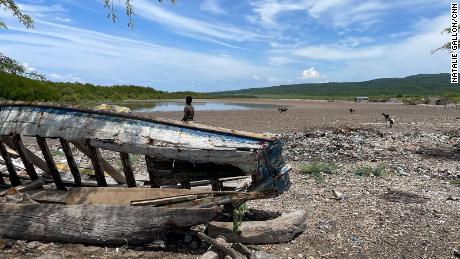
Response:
[134,102,276,112]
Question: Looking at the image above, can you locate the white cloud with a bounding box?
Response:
[293,45,384,60]
[249,0,309,26]
[200,0,227,15]
[129,0,262,43]
[300,67,320,79]
[0,20,275,91]
[269,56,291,66]
[293,13,450,82]
[252,74,260,80]
[249,0,450,30]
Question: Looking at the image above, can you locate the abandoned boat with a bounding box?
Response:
[0,102,291,244]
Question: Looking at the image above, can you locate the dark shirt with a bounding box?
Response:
[182,104,194,121]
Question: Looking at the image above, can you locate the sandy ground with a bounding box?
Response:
[140,99,459,134]
[1,99,460,258]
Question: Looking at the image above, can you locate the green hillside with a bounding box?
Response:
[214,73,459,101]
[0,71,211,102]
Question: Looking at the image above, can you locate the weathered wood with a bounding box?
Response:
[12,134,39,181]
[65,187,267,206]
[145,156,160,188]
[0,139,20,186]
[198,232,245,259]
[59,138,81,186]
[131,195,198,206]
[231,243,256,259]
[181,180,191,189]
[71,141,126,184]
[93,140,258,175]
[36,137,67,191]
[120,152,136,187]
[1,136,49,174]
[0,203,219,245]
[26,189,68,204]
[66,187,205,205]
[86,143,107,187]
[212,180,223,191]
[207,210,308,244]
[13,178,44,193]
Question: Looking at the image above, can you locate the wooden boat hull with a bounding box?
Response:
[0,103,291,194]
[0,203,219,245]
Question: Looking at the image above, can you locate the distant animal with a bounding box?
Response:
[278,107,288,113]
[382,113,390,121]
[349,108,356,113]
[389,118,395,128]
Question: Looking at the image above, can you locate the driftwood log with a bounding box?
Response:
[0,203,219,245]
[207,210,308,244]
[198,232,245,259]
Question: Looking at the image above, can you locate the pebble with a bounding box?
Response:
[36,254,65,259]
[26,241,39,250]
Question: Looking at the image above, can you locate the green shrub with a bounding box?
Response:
[450,179,460,186]
[354,163,388,177]
[301,161,337,183]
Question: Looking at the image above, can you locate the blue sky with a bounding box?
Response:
[0,0,452,91]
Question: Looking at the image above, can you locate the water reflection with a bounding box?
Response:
[133,102,275,112]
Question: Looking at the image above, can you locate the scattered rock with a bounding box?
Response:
[26,241,39,250]
[332,190,343,200]
[453,247,460,258]
[36,254,65,259]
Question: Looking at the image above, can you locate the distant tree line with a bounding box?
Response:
[0,71,212,102]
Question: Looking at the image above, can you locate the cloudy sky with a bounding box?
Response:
[0,0,452,91]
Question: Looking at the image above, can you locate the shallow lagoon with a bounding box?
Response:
[133,101,276,112]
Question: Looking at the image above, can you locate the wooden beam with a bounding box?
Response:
[197,232,245,259]
[145,156,160,188]
[0,203,220,245]
[71,141,126,184]
[181,180,191,189]
[0,140,20,186]
[1,136,49,174]
[36,137,67,191]
[12,134,39,181]
[207,210,308,244]
[131,195,198,207]
[86,143,107,187]
[59,138,81,186]
[120,152,136,187]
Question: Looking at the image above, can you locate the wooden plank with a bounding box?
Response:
[93,140,258,175]
[26,189,68,204]
[66,187,205,205]
[131,195,198,206]
[0,103,275,141]
[181,180,191,189]
[59,138,82,186]
[0,105,264,174]
[120,152,136,187]
[36,137,67,191]
[0,139,20,186]
[198,232,245,259]
[71,141,126,184]
[1,136,49,174]
[0,203,219,245]
[86,143,107,187]
[12,134,39,181]
[145,156,160,188]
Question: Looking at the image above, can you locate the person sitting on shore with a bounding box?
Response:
[181,96,194,122]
